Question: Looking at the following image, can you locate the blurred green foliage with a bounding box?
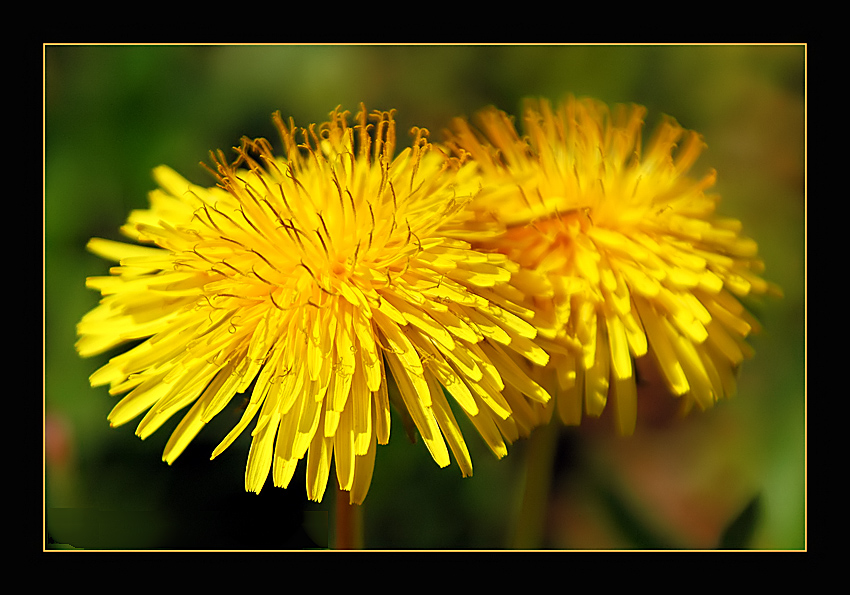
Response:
[44,44,805,550]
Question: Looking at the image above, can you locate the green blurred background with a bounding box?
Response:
[44,44,805,550]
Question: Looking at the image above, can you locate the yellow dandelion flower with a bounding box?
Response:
[445,96,779,435]
[76,105,551,504]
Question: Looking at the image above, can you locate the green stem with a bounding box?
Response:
[512,421,559,549]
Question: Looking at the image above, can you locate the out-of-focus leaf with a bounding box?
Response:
[719,494,761,549]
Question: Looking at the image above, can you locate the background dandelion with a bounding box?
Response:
[45,44,805,550]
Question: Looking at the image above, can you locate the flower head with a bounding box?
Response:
[76,105,551,504]
[445,96,779,434]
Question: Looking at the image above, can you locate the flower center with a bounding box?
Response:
[332,259,347,277]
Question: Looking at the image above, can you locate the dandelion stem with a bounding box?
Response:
[512,421,559,549]
[334,485,363,549]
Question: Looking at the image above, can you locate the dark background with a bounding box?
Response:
[44,44,805,550]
